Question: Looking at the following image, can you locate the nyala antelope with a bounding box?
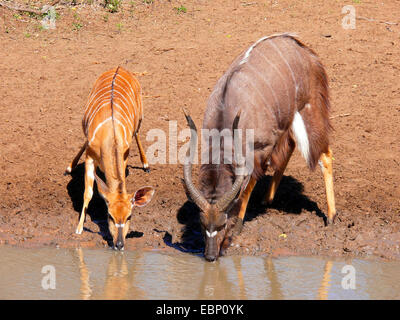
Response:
[66,66,155,250]
[183,33,336,261]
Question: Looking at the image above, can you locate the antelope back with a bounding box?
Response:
[203,33,331,177]
[82,67,143,149]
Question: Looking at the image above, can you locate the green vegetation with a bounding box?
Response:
[174,5,187,14]
[72,9,83,31]
[116,22,123,31]
[72,22,83,30]
[105,0,122,13]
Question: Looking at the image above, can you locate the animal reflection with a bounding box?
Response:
[73,249,335,300]
[317,260,333,300]
[74,248,146,299]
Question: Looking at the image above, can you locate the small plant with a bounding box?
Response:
[116,22,123,31]
[72,10,82,31]
[352,0,361,3]
[105,0,122,13]
[24,32,31,38]
[103,14,109,22]
[72,22,83,31]
[143,0,153,4]
[174,5,187,14]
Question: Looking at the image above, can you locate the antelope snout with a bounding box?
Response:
[114,240,124,251]
[114,227,125,251]
[205,254,217,262]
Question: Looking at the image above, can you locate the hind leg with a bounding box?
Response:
[319,147,336,225]
[66,141,87,174]
[76,155,95,234]
[264,136,295,205]
[264,142,295,205]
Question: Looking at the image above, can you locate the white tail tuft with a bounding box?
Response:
[292,111,310,166]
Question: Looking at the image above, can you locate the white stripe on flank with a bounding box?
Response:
[254,49,290,119]
[292,111,310,165]
[113,118,130,146]
[89,117,112,145]
[240,36,271,65]
[240,71,277,123]
[88,116,130,147]
[239,33,298,65]
[269,41,297,88]
[244,63,278,122]
[87,102,110,133]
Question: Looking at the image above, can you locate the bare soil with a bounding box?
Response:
[0,0,399,260]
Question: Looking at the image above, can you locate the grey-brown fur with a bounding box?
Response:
[200,33,331,198]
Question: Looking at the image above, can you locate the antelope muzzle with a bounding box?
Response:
[115,226,124,250]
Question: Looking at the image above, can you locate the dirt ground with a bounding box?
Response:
[0,0,399,260]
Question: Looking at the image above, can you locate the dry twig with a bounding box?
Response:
[357,16,398,26]
[330,113,351,119]
[0,0,61,15]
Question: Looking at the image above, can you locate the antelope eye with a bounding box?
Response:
[127,215,132,221]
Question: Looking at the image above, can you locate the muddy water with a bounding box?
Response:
[0,246,399,300]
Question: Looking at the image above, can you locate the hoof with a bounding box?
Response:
[144,167,151,173]
[233,218,244,236]
[261,199,272,206]
[64,167,72,176]
[325,215,336,226]
[75,227,83,235]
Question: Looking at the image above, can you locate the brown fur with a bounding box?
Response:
[193,34,333,259]
[67,67,153,248]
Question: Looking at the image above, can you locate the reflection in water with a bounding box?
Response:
[233,257,246,300]
[103,251,130,299]
[198,259,237,299]
[76,248,92,300]
[75,249,146,300]
[264,258,283,300]
[317,260,333,300]
[72,252,340,300]
[1,246,400,300]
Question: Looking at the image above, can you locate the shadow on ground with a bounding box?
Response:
[167,175,325,253]
[66,163,144,247]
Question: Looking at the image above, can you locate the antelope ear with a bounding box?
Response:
[132,187,155,207]
[94,172,109,201]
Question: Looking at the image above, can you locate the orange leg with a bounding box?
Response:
[233,176,257,235]
[66,141,87,174]
[319,147,336,224]
[264,143,295,205]
[135,133,149,172]
[76,155,95,234]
